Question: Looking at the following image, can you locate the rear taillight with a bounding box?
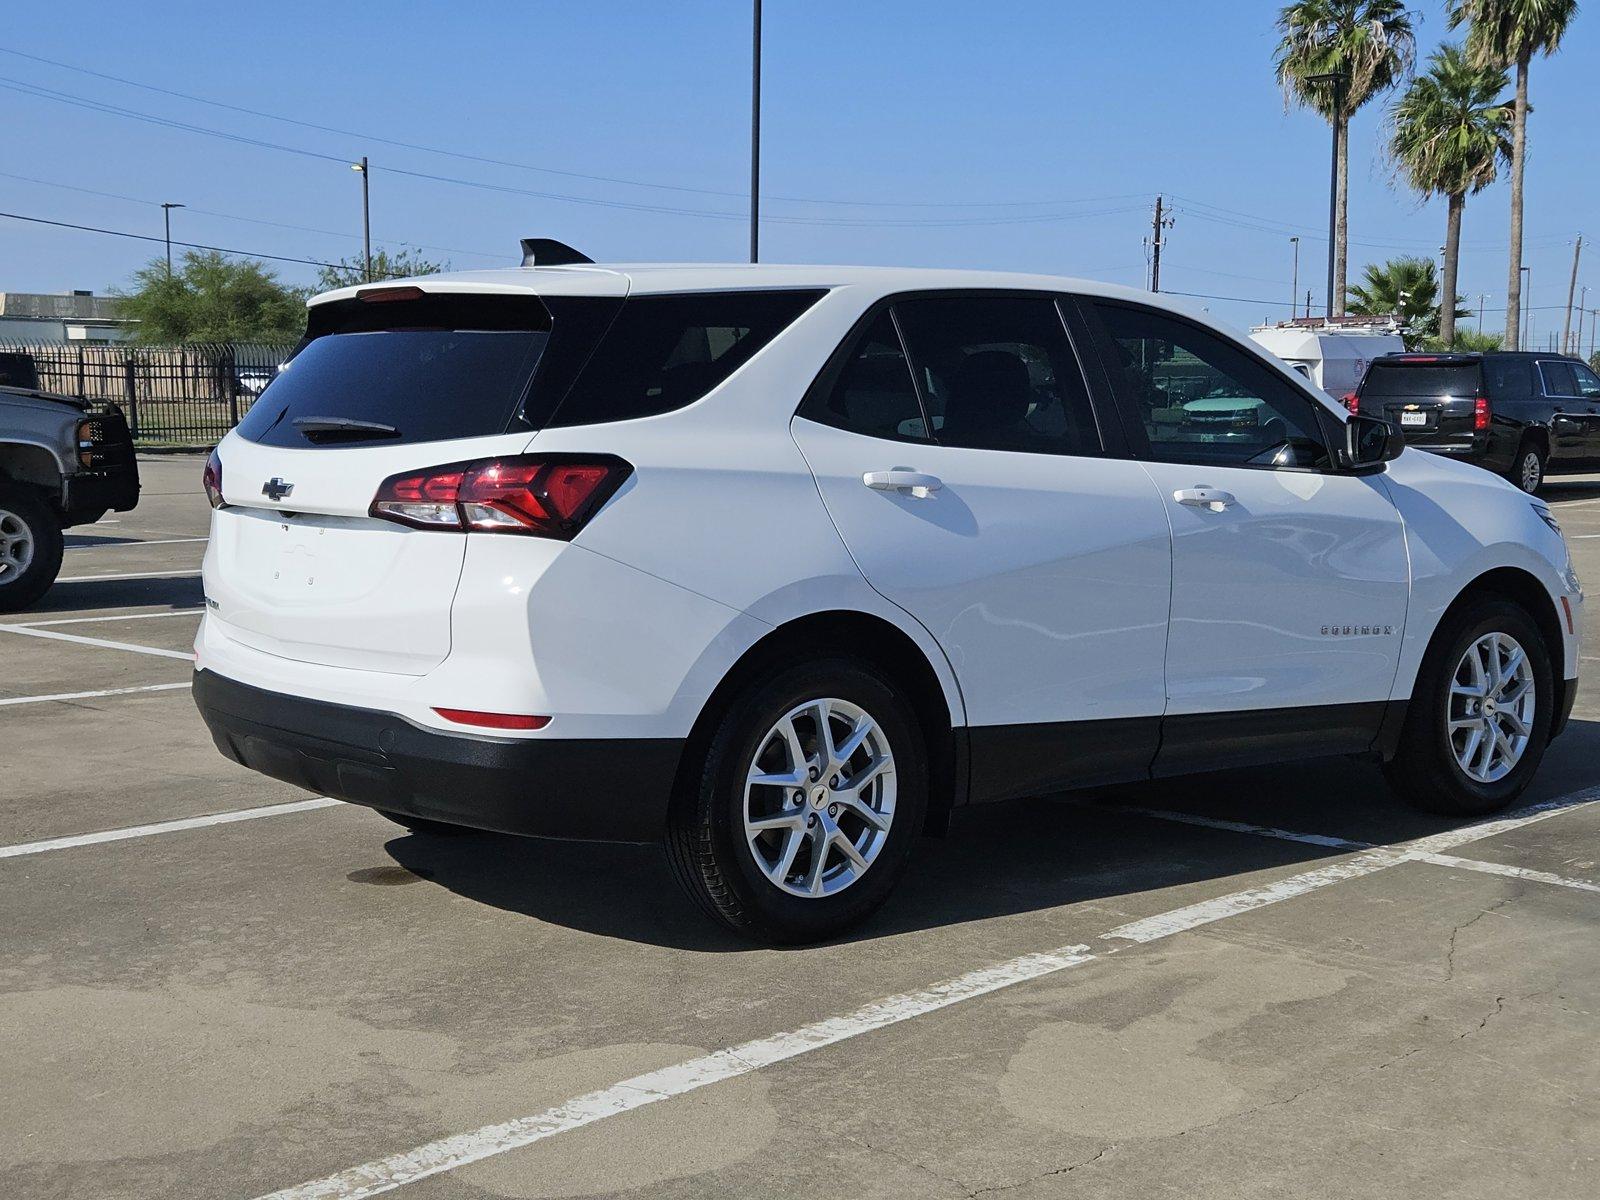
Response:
[1474,395,1491,432]
[202,449,225,509]
[370,455,632,538]
[1342,392,1359,414]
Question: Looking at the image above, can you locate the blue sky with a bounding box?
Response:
[2,1,1596,341]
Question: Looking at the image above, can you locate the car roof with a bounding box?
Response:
[307,262,1199,315]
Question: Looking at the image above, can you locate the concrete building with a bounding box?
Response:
[0,291,136,343]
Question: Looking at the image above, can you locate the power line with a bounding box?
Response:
[0,168,506,262]
[0,44,1149,213]
[1,209,358,271]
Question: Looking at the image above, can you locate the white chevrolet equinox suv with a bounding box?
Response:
[195,257,1584,943]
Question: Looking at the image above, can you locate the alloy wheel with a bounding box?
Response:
[1520,451,1542,494]
[742,697,896,898]
[0,509,34,580]
[1448,632,1535,784]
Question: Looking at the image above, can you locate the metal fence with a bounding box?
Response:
[0,342,296,445]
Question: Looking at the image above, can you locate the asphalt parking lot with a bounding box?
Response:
[4,453,1600,1200]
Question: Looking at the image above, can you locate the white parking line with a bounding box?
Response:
[18,609,205,628]
[0,623,193,660]
[249,786,1600,1200]
[1100,794,1600,899]
[65,537,208,550]
[0,682,191,707]
[54,569,198,583]
[0,797,340,860]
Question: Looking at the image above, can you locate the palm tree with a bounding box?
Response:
[1389,43,1513,346]
[1447,0,1579,350]
[1347,256,1471,343]
[1275,1,1417,316]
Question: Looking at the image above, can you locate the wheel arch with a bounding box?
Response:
[672,609,965,836]
[0,440,66,499]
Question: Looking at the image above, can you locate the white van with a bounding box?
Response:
[1250,321,1406,400]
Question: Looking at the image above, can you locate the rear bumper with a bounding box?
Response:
[193,669,683,842]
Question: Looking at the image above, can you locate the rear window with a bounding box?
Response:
[1361,361,1481,399]
[238,289,823,448]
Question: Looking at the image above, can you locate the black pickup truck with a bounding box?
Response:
[0,360,140,609]
[1352,351,1600,494]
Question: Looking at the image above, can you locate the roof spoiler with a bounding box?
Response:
[520,238,593,267]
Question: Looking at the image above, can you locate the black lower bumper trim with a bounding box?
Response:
[193,670,683,842]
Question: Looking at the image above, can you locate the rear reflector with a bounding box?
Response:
[432,708,551,731]
[371,454,632,538]
[1561,595,1575,636]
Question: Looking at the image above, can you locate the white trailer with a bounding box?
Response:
[1249,321,1406,400]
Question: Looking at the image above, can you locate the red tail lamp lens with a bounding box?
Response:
[371,456,631,537]
[1474,396,1491,432]
[202,449,224,509]
[1342,392,1359,414]
[432,707,550,731]
[357,286,426,303]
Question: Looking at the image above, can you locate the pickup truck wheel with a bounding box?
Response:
[666,657,928,944]
[1383,598,1552,816]
[0,485,64,612]
[1509,441,1545,495]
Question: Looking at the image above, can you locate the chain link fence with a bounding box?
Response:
[0,342,296,446]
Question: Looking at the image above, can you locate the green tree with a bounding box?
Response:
[1275,0,1417,316]
[1447,0,1579,351]
[314,248,447,291]
[116,251,306,344]
[1423,326,1503,351]
[1389,43,1512,346]
[1347,255,1471,343]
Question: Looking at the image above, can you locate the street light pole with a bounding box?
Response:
[1520,265,1531,350]
[160,202,184,276]
[352,157,371,282]
[749,0,761,264]
[1307,72,1348,320]
[1289,236,1299,319]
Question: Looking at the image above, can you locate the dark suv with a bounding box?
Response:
[1352,351,1600,493]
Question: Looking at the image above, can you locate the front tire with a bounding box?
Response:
[1383,598,1552,816]
[0,485,64,613]
[1508,441,1546,495]
[666,658,928,943]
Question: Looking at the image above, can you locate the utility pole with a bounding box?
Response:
[749,0,761,264]
[160,202,184,276]
[352,157,372,282]
[1289,236,1300,319]
[1477,294,1487,336]
[1578,285,1589,354]
[1306,289,1313,321]
[1148,195,1172,292]
[1520,266,1531,351]
[1562,234,1583,354]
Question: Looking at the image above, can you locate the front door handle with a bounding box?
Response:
[1174,486,1236,511]
[864,469,943,498]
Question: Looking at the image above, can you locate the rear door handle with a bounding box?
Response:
[864,469,943,497]
[1174,486,1235,510]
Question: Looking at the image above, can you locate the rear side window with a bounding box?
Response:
[806,311,929,441]
[893,296,1101,456]
[1484,357,1535,399]
[1539,360,1578,397]
[543,290,824,428]
[1362,362,1481,398]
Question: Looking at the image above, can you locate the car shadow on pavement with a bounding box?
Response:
[23,574,204,615]
[385,718,1600,953]
[1540,480,1600,503]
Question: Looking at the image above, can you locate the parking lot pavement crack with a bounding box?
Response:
[1458,994,1507,1042]
[1444,893,1519,982]
[791,1118,970,1197]
[963,1145,1118,1198]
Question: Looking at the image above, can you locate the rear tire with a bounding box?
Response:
[1383,598,1552,816]
[666,657,928,944]
[0,484,64,613]
[1508,441,1545,495]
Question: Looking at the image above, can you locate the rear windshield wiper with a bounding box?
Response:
[291,416,401,442]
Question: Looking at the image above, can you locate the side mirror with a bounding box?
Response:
[1343,413,1403,471]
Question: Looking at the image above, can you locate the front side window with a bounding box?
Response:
[892,295,1101,456]
[1573,362,1600,399]
[1093,301,1331,469]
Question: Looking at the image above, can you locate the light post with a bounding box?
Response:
[1307,71,1348,319]
[1477,294,1487,336]
[160,202,184,276]
[749,0,761,264]
[1289,236,1300,319]
[1520,265,1531,350]
[351,158,371,282]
